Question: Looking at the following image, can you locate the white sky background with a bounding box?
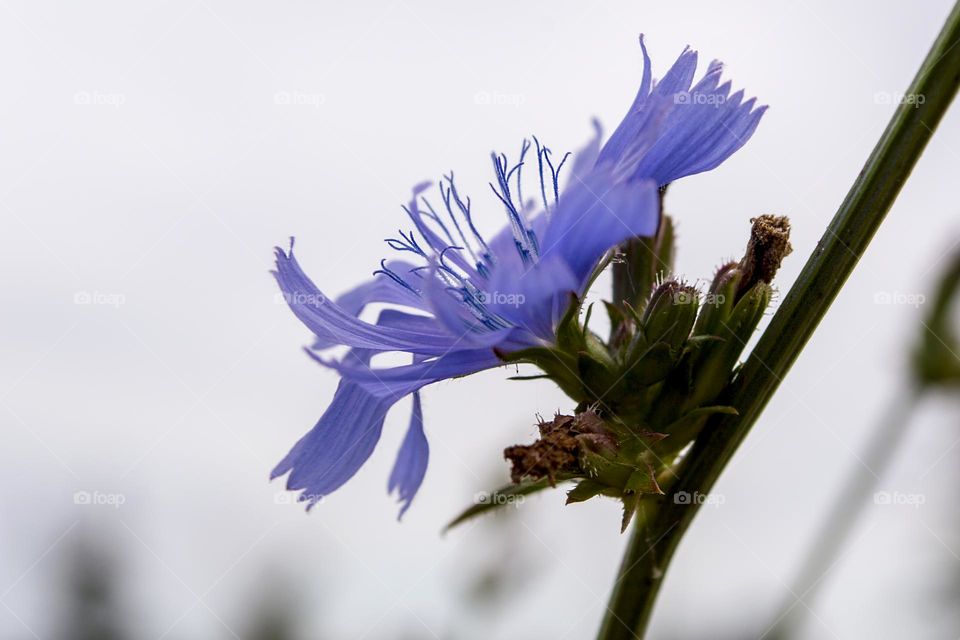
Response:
[1,1,959,638]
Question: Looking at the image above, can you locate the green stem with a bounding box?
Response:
[597,3,960,638]
[764,386,923,639]
[595,496,668,640]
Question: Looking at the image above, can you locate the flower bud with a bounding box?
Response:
[611,214,675,316]
[692,262,742,338]
[685,282,772,410]
[641,281,699,352]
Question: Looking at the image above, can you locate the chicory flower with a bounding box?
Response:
[271,36,765,517]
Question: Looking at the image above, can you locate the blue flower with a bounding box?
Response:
[271,37,765,517]
[593,35,767,187]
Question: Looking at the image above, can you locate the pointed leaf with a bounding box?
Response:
[566,479,607,505]
[444,478,568,532]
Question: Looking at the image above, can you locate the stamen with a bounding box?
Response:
[418,198,457,248]
[438,245,467,272]
[533,136,571,215]
[490,151,538,264]
[373,259,421,295]
[445,173,491,257]
[378,136,573,334]
[385,229,428,257]
[439,179,481,266]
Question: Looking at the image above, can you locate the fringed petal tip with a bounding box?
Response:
[387,392,429,520]
[590,117,603,138]
[270,380,394,512]
[597,37,766,186]
[269,466,331,514]
[273,237,296,259]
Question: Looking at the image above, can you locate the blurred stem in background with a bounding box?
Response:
[597,2,960,638]
[763,386,923,638]
[58,538,129,640]
[766,248,960,638]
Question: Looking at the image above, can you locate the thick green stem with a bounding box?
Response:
[595,496,669,640]
[597,3,960,638]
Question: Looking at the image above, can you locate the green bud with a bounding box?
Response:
[555,292,586,353]
[641,281,699,352]
[683,215,791,410]
[611,214,675,318]
[692,262,741,338]
[685,282,772,411]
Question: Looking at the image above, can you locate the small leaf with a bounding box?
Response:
[555,292,585,352]
[604,300,627,329]
[444,478,567,533]
[582,302,595,337]
[664,405,738,433]
[625,464,663,496]
[620,491,640,533]
[496,346,584,398]
[566,479,606,505]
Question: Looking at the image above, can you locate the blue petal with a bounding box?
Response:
[682,101,767,176]
[326,348,503,397]
[596,38,765,187]
[274,243,458,355]
[375,308,447,335]
[333,261,423,316]
[595,35,654,167]
[629,86,741,182]
[312,263,426,350]
[271,352,399,509]
[540,171,660,285]
[486,253,578,342]
[422,261,486,335]
[652,46,697,97]
[275,346,498,514]
[388,392,428,519]
[566,119,604,185]
[421,261,514,346]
